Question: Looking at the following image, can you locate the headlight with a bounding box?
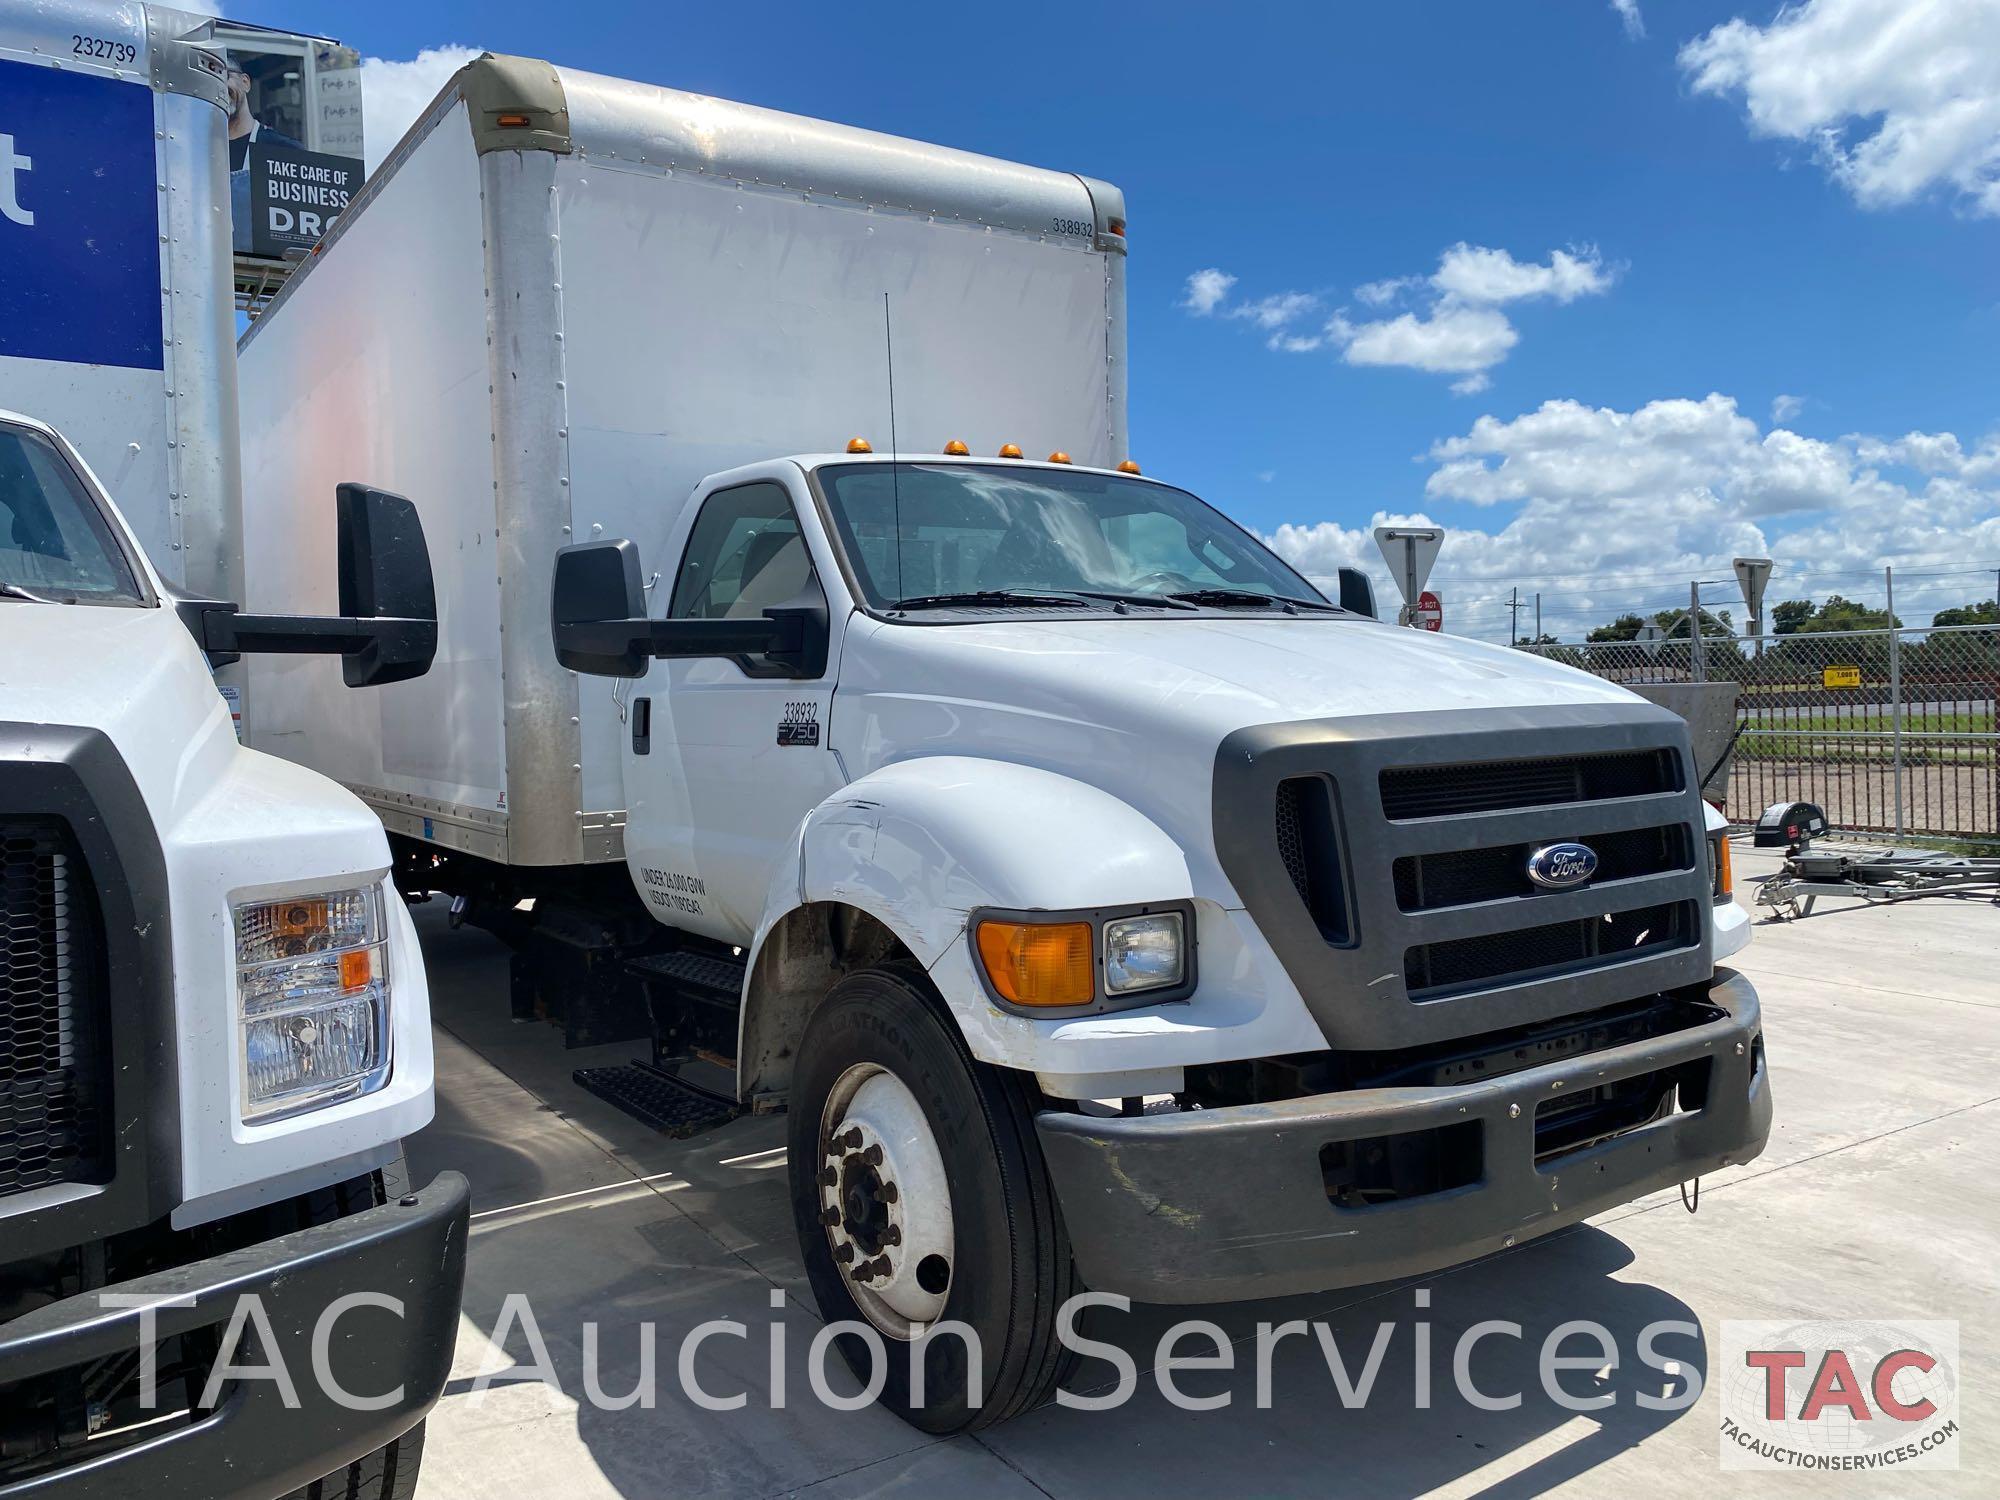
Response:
[233,885,392,1122]
[1103,912,1186,995]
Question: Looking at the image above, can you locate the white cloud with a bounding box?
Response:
[1681,0,2000,216]
[1180,268,1237,315]
[361,45,481,176]
[1431,244,1614,305]
[1611,0,1645,40]
[1771,393,1806,423]
[1184,244,1615,391]
[1229,291,1322,333]
[1354,276,1412,307]
[1266,395,2000,634]
[1337,304,1519,376]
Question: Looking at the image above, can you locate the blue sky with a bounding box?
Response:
[233,0,2000,635]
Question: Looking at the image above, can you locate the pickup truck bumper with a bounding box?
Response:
[1038,971,1769,1304]
[0,1172,470,1500]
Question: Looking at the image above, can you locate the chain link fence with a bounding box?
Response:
[1523,624,2000,842]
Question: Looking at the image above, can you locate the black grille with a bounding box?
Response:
[1380,749,1680,821]
[1,818,112,1197]
[1275,777,1350,943]
[1393,825,1693,911]
[1405,900,1697,999]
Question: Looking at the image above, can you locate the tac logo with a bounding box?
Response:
[1719,1319,1959,1472]
[0,131,32,226]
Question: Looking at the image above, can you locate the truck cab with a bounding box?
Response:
[0,411,466,1497]
[553,445,1769,1430]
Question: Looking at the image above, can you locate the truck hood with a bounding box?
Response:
[0,601,387,873]
[837,612,1654,903]
[843,611,1641,746]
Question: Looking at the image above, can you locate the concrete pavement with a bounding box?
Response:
[405,845,1997,1498]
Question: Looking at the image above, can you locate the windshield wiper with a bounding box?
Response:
[1165,588,1341,613]
[889,589,1095,612]
[0,582,65,604]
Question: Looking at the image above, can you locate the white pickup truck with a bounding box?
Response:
[237,53,1770,1432]
[0,411,465,1498]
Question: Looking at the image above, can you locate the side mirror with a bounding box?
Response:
[1336,567,1377,619]
[335,484,439,686]
[177,485,439,686]
[552,538,650,677]
[551,538,830,680]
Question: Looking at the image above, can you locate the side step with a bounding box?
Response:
[574,1061,740,1139]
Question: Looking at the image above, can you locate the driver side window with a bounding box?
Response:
[669,482,815,620]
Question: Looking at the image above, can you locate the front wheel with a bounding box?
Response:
[788,966,1079,1432]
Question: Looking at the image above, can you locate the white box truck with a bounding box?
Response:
[240,54,1770,1432]
[1,9,465,1495]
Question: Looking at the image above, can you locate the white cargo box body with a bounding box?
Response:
[239,54,1128,868]
[0,1,242,598]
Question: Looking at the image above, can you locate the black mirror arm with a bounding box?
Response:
[180,599,437,664]
[554,607,824,678]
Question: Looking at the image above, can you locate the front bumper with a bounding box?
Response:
[1038,971,1770,1304]
[0,1172,469,1500]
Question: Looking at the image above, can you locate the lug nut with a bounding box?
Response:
[838,1127,864,1150]
[877,1181,899,1204]
[833,1242,854,1264]
[819,1166,838,1187]
[862,1142,884,1167]
[821,1206,841,1226]
[882,1225,902,1247]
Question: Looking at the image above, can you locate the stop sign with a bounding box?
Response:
[1415,590,1443,631]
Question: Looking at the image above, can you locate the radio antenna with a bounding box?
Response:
[883,292,904,600]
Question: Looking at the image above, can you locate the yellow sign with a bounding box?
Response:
[1823,665,1862,688]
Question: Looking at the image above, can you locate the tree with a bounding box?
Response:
[1587,613,1647,643]
[1771,598,1814,635]
[1931,599,1998,628]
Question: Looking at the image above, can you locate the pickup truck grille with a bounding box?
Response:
[1215,703,1714,1051]
[1379,748,1678,820]
[1,818,112,1197]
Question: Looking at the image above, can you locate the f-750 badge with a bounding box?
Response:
[778,700,820,747]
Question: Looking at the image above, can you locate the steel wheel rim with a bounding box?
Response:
[818,1061,954,1339]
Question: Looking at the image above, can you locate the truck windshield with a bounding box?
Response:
[815,462,1328,613]
[0,424,143,605]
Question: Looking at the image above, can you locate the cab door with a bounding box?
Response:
[620,477,845,943]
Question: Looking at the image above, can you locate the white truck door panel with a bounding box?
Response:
[622,477,845,941]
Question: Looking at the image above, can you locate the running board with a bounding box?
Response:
[574,1060,741,1139]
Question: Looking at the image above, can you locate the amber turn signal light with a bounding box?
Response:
[975,919,1094,1007]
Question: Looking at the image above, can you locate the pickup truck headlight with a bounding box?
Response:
[1103,912,1186,994]
[233,886,392,1122]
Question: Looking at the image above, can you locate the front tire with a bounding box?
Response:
[788,965,1079,1432]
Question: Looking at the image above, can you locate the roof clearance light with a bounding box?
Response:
[1047,451,1072,465]
[943,440,970,456]
[1117,459,1142,475]
[1106,217,1126,237]
[998,444,1024,459]
[846,437,873,454]
[495,112,534,129]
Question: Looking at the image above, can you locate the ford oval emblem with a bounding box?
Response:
[1526,842,1598,890]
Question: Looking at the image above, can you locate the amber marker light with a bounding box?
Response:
[1047,451,1072,464]
[1117,459,1142,474]
[943,439,970,455]
[998,443,1024,459]
[975,919,1094,1007]
[846,437,873,453]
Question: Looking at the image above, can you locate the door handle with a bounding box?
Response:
[632,696,652,754]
